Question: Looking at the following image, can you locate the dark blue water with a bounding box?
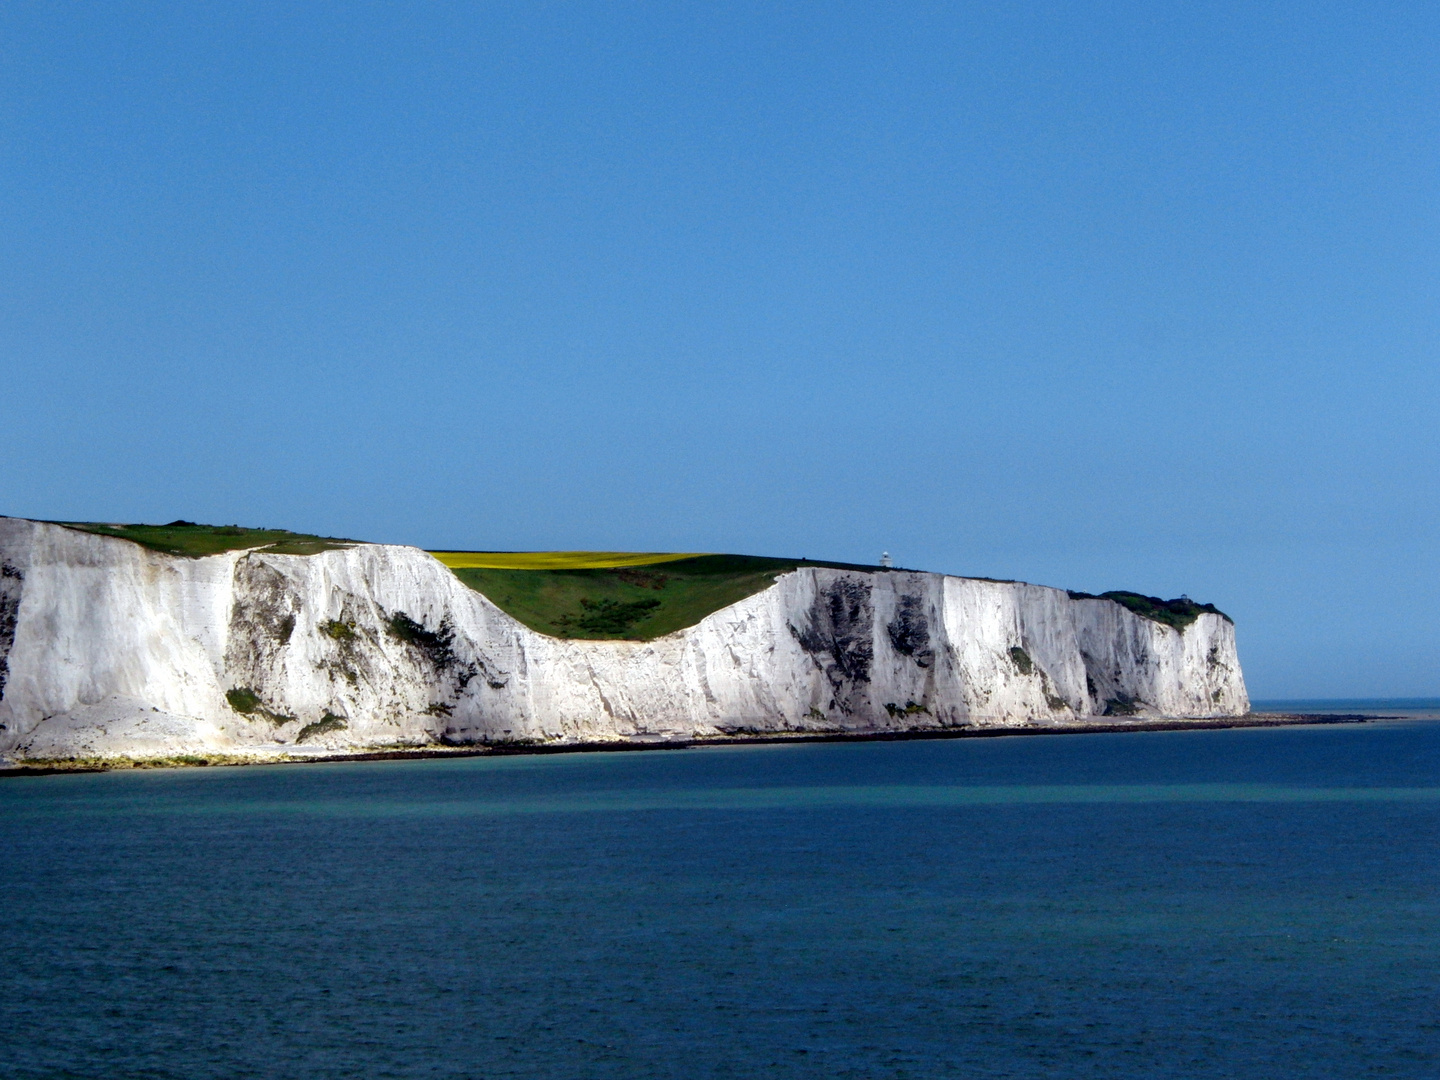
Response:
[1253,698,1440,716]
[4,722,1440,1079]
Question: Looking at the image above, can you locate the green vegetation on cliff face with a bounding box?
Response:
[1067,590,1231,630]
[447,554,881,641]
[297,714,348,743]
[224,686,296,725]
[55,521,355,557]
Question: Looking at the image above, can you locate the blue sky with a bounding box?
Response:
[2,2,1435,698]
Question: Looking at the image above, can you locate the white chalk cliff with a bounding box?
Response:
[0,518,1248,761]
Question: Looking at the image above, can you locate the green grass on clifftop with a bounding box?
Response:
[1067,589,1231,630]
[446,554,880,641]
[449,556,1229,641]
[42,518,1227,640]
[54,520,355,557]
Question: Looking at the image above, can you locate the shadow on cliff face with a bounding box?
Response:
[386,610,509,696]
[886,593,934,669]
[226,558,300,673]
[790,578,875,715]
[0,562,22,704]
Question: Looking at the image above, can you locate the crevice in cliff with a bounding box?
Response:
[385,609,507,698]
[227,558,302,672]
[0,561,22,703]
[789,577,874,715]
[886,594,933,669]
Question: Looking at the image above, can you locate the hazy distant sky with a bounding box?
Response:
[2,2,1435,697]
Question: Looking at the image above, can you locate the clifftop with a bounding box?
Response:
[47,519,1229,642]
[51,519,356,557]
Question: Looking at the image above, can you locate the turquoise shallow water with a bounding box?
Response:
[4,721,1440,1078]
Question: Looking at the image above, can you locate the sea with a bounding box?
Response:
[4,702,1440,1079]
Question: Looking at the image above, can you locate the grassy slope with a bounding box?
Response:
[1067,589,1232,629]
[448,554,882,641]
[53,521,355,557]
[453,559,1231,641]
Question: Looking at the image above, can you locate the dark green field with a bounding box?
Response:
[53,520,355,557]
[1067,589,1232,629]
[449,554,881,640]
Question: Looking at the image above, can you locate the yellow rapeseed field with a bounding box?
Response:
[428,551,707,571]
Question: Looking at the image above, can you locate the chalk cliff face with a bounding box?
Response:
[0,518,1248,761]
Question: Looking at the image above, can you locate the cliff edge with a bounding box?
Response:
[0,517,1248,763]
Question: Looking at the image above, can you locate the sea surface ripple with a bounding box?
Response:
[4,720,1439,1078]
